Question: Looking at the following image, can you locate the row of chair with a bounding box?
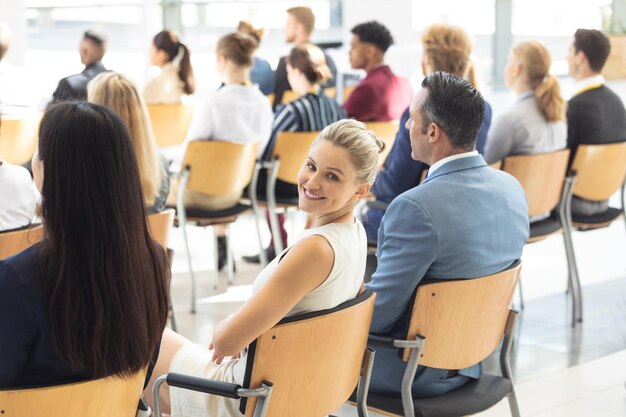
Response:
[0,257,523,417]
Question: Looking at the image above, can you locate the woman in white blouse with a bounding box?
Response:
[143,30,195,104]
[165,31,273,269]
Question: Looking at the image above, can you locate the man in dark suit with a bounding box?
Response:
[366,72,529,398]
[272,6,337,109]
[566,28,626,215]
[343,21,412,122]
[51,30,108,103]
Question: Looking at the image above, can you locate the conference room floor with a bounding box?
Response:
[166,193,626,415]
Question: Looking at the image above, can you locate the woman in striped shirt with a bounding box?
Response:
[245,44,346,263]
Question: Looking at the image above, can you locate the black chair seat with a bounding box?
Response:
[529,216,561,239]
[169,203,251,220]
[255,193,300,207]
[572,207,622,226]
[364,374,512,417]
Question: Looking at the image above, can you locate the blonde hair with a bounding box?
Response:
[237,20,264,43]
[421,23,478,88]
[87,72,164,207]
[315,119,385,184]
[511,41,566,122]
[287,6,315,36]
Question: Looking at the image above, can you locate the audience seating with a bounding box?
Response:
[363,120,399,167]
[489,160,503,170]
[569,143,626,230]
[148,208,177,331]
[502,149,582,325]
[173,141,258,313]
[152,290,377,417]
[279,87,339,105]
[343,85,356,103]
[0,115,41,165]
[364,261,522,417]
[147,104,194,148]
[250,131,320,257]
[0,225,45,260]
[0,370,148,417]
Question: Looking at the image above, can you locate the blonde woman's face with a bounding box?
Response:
[297,141,368,216]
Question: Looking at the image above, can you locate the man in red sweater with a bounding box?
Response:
[344,21,412,121]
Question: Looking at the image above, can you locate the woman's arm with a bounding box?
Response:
[210,234,334,363]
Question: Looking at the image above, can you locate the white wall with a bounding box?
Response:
[1,0,26,66]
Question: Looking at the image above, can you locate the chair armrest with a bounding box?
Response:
[368,334,397,348]
[166,373,242,399]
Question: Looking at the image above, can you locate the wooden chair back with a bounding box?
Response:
[503,149,570,217]
[489,160,503,170]
[182,141,258,196]
[570,143,626,201]
[343,86,356,103]
[271,131,320,185]
[147,209,175,249]
[323,87,337,98]
[280,90,300,104]
[147,104,194,148]
[242,290,376,417]
[0,225,45,260]
[403,261,521,368]
[0,371,146,417]
[364,121,399,167]
[0,115,41,165]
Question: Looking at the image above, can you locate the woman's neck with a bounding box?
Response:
[306,207,355,229]
[222,67,250,86]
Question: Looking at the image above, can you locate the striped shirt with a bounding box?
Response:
[262,91,346,160]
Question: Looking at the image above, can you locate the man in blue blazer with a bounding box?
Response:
[366,71,529,398]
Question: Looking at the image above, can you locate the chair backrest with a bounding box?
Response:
[241,290,376,417]
[364,121,399,167]
[147,104,194,148]
[271,131,320,184]
[489,160,503,170]
[0,371,146,417]
[0,225,45,260]
[403,261,521,368]
[147,209,175,249]
[323,87,337,98]
[0,115,41,165]
[570,143,626,201]
[182,141,258,196]
[343,86,356,103]
[502,149,570,217]
[280,90,300,104]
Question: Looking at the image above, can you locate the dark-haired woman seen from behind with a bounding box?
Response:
[144,30,195,104]
[0,102,170,388]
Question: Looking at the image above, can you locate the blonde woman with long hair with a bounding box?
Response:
[484,41,566,164]
[88,71,169,213]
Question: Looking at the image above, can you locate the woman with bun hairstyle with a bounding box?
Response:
[237,20,275,95]
[484,41,566,164]
[147,119,384,417]
[166,31,273,270]
[243,43,346,264]
[88,71,170,214]
[144,30,195,104]
[0,101,169,388]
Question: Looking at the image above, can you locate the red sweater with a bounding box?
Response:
[343,65,412,122]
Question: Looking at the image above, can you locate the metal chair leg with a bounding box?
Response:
[169,303,178,332]
[177,170,197,314]
[212,228,219,289]
[249,161,268,266]
[507,388,522,417]
[516,276,524,310]
[560,176,582,326]
[266,159,284,255]
[225,225,234,286]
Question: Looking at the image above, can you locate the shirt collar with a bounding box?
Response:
[573,74,604,96]
[428,150,479,177]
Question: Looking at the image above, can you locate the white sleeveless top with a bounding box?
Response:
[252,220,368,316]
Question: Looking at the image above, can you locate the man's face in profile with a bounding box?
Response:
[79,38,102,66]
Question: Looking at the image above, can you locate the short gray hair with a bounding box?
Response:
[315,119,385,184]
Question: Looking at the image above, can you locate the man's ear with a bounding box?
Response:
[428,122,442,144]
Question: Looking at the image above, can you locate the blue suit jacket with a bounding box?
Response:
[366,154,529,398]
[364,103,493,240]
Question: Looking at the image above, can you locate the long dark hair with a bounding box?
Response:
[153,30,195,95]
[37,102,169,378]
